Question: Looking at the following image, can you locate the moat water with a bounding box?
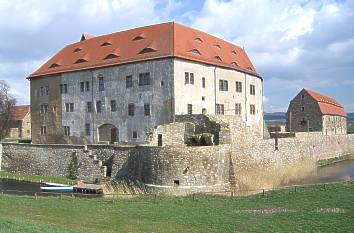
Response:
[0,159,354,195]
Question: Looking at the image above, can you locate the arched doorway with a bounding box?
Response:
[98,124,118,144]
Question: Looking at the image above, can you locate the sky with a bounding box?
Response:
[0,0,353,113]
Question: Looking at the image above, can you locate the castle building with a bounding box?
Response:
[28,22,264,144]
[286,89,347,135]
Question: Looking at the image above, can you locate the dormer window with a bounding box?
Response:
[189,49,201,56]
[231,50,237,55]
[214,44,221,49]
[74,58,88,64]
[104,54,119,59]
[133,35,144,41]
[247,66,253,71]
[231,62,239,67]
[194,37,203,43]
[213,56,222,62]
[101,42,112,46]
[49,63,60,68]
[139,47,156,54]
[73,48,82,53]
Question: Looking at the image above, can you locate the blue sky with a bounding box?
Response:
[0,0,353,112]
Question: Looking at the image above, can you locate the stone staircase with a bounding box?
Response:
[83,146,107,179]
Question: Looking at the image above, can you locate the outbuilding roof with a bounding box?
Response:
[11,105,30,120]
[28,22,258,79]
[304,89,347,117]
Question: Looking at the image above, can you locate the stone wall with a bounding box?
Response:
[1,129,354,194]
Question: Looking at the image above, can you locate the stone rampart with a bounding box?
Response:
[0,133,353,194]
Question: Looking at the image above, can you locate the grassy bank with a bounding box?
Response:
[0,182,353,233]
[317,154,353,167]
[0,171,77,185]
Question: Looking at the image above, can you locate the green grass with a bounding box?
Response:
[0,182,353,233]
[348,123,354,134]
[0,171,77,185]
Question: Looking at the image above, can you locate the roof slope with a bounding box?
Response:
[305,89,347,117]
[28,22,258,79]
[11,105,30,120]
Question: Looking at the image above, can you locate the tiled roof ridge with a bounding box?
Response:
[304,88,343,108]
[28,21,259,79]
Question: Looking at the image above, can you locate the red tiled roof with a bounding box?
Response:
[11,105,30,120]
[305,89,346,117]
[28,22,259,79]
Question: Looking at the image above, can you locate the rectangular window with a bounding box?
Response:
[60,84,68,94]
[185,72,194,85]
[216,104,224,115]
[219,80,228,91]
[235,103,241,116]
[202,108,207,114]
[40,126,47,135]
[80,82,85,92]
[190,73,194,84]
[87,102,92,113]
[126,75,133,88]
[202,96,205,101]
[85,123,91,136]
[111,100,117,112]
[250,84,256,95]
[187,104,193,115]
[96,101,102,113]
[144,104,150,116]
[63,126,70,136]
[40,104,48,114]
[250,104,256,115]
[202,77,206,88]
[138,72,150,86]
[128,103,135,116]
[85,81,90,92]
[65,103,74,112]
[236,81,242,93]
[45,86,49,96]
[40,87,44,96]
[133,131,138,139]
[98,76,105,91]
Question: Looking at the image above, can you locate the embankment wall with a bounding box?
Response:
[0,134,353,193]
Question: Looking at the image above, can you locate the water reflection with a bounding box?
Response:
[295,159,354,185]
[0,179,41,195]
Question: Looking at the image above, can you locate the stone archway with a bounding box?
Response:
[98,124,118,144]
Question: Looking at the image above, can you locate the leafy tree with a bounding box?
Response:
[0,81,16,140]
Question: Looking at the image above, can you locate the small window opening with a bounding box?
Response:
[101,42,112,46]
[158,134,162,146]
[133,35,144,41]
[139,47,156,54]
[213,56,222,62]
[49,63,60,68]
[173,180,180,186]
[73,48,82,53]
[104,54,119,59]
[214,44,221,49]
[194,37,203,43]
[74,58,88,64]
[189,49,201,56]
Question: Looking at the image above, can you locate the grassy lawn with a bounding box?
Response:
[0,182,353,233]
[0,171,77,185]
[348,123,354,134]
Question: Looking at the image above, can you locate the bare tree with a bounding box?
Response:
[0,80,16,140]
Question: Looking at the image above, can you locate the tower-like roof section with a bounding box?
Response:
[304,89,347,117]
[28,22,259,79]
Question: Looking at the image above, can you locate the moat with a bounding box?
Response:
[1,159,354,195]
